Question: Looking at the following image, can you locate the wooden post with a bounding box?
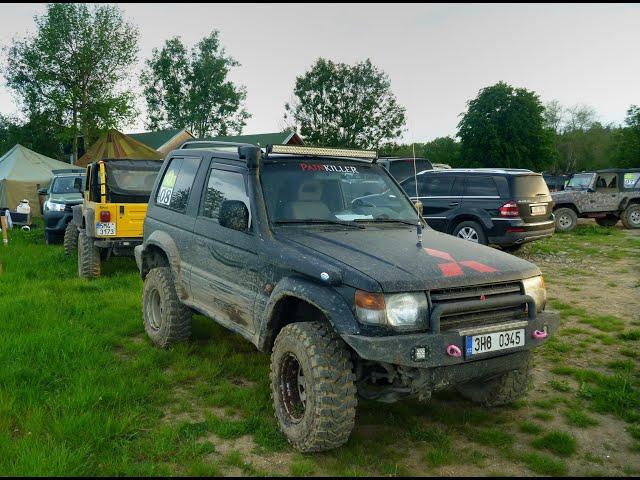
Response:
[1,215,8,246]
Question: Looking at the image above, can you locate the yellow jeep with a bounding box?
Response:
[71,158,163,278]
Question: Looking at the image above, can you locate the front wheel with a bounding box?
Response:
[64,221,79,257]
[457,353,532,407]
[78,229,101,278]
[621,204,640,229]
[554,207,578,232]
[453,220,487,245]
[270,322,357,452]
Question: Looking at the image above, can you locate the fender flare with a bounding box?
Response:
[257,275,360,351]
[71,204,83,227]
[449,209,493,233]
[140,230,189,299]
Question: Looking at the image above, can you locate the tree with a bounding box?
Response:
[3,3,139,162]
[543,100,565,134]
[0,112,65,159]
[565,104,597,132]
[141,31,249,138]
[613,105,640,168]
[284,58,406,149]
[457,82,556,171]
[380,136,462,167]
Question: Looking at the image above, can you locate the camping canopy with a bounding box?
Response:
[77,129,164,167]
[0,144,80,216]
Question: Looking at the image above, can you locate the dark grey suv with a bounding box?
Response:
[135,143,558,452]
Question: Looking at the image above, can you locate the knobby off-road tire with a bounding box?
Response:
[456,352,532,407]
[143,267,191,348]
[621,204,640,229]
[64,221,79,257]
[270,322,357,452]
[554,207,578,232]
[595,215,619,228]
[78,229,101,279]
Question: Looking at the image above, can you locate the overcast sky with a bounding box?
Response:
[1,3,639,142]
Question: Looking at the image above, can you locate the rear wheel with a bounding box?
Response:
[270,322,357,452]
[554,207,578,232]
[621,204,640,229]
[595,215,619,228]
[457,352,532,407]
[143,267,191,348]
[64,221,79,257]
[453,220,487,245]
[78,229,101,278]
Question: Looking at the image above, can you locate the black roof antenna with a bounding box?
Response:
[412,143,423,248]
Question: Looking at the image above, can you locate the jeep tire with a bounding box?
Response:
[64,221,79,257]
[456,352,532,407]
[621,204,640,229]
[270,322,357,452]
[143,267,192,348]
[453,220,487,245]
[554,207,578,232]
[595,215,619,228]
[78,229,101,278]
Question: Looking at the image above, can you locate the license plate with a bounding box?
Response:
[465,329,525,356]
[530,205,546,215]
[96,222,116,236]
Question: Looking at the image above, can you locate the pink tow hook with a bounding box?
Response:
[532,330,548,340]
[446,344,462,358]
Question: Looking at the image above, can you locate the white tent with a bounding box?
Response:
[0,144,79,217]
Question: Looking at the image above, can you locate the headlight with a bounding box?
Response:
[523,275,547,312]
[44,200,66,212]
[355,291,428,330]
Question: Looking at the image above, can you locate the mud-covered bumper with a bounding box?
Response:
[341,310,560,369]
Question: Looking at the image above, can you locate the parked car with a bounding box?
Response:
[542,172,572,192]
[38,169,85,245]
[399,168,555,251]
[135,144,558,452]
[378,157,433,182]
[551,168,640,231]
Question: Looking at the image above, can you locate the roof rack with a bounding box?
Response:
[266,144,377,163]
[180,140,255,150]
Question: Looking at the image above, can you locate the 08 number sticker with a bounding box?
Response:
[157,186,173,206]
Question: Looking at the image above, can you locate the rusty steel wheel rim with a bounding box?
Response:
[279,352,307,423]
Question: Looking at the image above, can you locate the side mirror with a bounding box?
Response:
[37,188,48,196]
[413,200,424,216]
[219,200,249,233]
[73,178,83,192]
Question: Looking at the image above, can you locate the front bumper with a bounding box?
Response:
[342,310,559,369]
[43,211,73,234]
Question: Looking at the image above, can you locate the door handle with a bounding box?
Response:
[448,202,460,207]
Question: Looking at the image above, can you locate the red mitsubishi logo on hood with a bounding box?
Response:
[423,248,498,278]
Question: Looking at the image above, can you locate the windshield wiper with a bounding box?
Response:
[274,219,365,229]
[354,219,420,227]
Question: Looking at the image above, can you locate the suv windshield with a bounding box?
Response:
[261,161,419,225]
[566,173,595,190]
[50,175,84,194]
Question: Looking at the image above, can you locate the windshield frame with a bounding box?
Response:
[259,159,421,228]
[566,172,595,190]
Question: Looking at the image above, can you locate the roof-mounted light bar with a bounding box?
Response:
[267,144,377,162]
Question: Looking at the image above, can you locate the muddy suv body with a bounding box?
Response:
[552,168,640,231]
[135,143,559,452]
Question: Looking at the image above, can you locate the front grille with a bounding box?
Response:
[429,281,526,331]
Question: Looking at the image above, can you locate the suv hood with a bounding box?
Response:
[280,226,541,292]
[49,192,83,203]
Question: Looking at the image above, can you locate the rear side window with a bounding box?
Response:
[623,172,640,190]
[511,175,550,198]
[464,176,499,197]
[201,169,249,221]
[156,157,200,212]
[419,175,455,196]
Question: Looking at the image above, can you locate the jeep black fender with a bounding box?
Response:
[257,276,360,352]
[449,208,493,233]
[553,203,581,215]
[139,230,189,299]
[83,207,95,236]
[619,196,640,211]
[71,204,83,227]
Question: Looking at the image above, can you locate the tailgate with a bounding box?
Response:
[95,203,148,238]
[510,175,554,224]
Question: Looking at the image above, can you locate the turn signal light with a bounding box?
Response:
[355,290,385,310]
[499,200,520,218]
[100,211,111,222]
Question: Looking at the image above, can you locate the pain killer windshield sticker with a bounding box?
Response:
[299,163,358,173]
[423,247,497,277]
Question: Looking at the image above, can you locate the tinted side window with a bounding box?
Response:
[201,169,249,221]
[465,176,499,197]
[156,157,200,212]
[419,175,454,196]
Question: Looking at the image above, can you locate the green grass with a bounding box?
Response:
[517,451,567,476]
[563,408,599,428]
[531,431,577,457]
[519,422,543,435]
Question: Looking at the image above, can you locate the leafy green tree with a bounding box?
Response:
[141,31,249,138]
[284,58,406,149]
[3,3,139,162]
[0,112,65,159]
[380,136,462,167]
[613,105,640,168]
[457,82,556,171]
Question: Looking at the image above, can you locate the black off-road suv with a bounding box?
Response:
[135,143,559,452]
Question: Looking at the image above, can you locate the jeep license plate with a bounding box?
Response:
[465,329,525,356]
[530,205,546,215]
[96,222,116,236]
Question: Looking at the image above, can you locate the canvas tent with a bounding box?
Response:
[0,144,80,217]
[76,129,163,167]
